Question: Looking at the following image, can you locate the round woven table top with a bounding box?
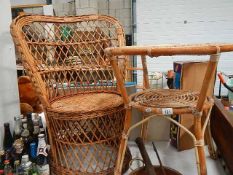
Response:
[130,89,202,109]
[51,92,123,113]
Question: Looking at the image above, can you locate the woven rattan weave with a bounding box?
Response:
[11,14,131,174]
[131,89,200,108]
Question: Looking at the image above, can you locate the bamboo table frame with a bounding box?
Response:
[105,44,233,175]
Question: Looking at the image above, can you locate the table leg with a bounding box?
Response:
[194,114,207,175]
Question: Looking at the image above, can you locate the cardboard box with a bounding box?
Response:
[170,61,215,151]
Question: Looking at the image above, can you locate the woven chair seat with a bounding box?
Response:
[50,92,123,113]
[130,89,212,114]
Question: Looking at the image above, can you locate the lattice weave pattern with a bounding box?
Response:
[11,15,126,104]
[130,89,200,108]
[47,105,126,174]
[11,15,130,174]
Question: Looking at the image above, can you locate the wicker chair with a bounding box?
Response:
[105,44,233,175]
[11,14,131,174]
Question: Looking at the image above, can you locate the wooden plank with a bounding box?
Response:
[211,97,233,174]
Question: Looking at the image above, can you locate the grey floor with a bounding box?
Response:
[125,141,226,175]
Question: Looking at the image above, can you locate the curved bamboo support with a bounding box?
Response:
[115,107,213,175]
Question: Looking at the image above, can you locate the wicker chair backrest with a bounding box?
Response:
[11,15,126,107]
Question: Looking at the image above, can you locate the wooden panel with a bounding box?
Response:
[210,98,233,174]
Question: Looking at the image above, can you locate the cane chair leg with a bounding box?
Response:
[140,113,149,141]
[115,134,129,175]
[115,109,132,175]
[203,109,217,159]
[205,120,217,159]
[194,114,207,175]
[196,144,207,175]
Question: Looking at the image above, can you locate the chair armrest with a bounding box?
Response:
[104,44,233,57]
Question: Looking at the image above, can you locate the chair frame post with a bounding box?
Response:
[194,52,220,175]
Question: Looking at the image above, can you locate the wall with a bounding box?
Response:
[53,0,76,16]
[75,0,132,34]
[136,0,233,95]
[10,0,46,6]
[135,0,233,141]
[0,0,20,148]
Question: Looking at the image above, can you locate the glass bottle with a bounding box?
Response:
[21,123,30,155]
[20,155,32,175]
[32,126,40,145]
[3,160,13,175]
[12,139,24,162]
[26,113,34,136]
[31,113,36,121]
[0,151,4,174]
[13,160,20,175]
[36,134,49,175]
[29,143,37,163]
[3,123,13,151]
[13,116,22,140]
[28,163,38,175]
[4,150,13,168]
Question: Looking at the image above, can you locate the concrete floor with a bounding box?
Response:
[125,141,226,175]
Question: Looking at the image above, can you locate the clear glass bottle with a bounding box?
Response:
[32,126,40,145]
[20,155,32,175]
[36,134,49,175]
[13,116,22,140]
[3,123,13,151]
[28,163,38,175]
[13,160,20,175]
[21,123,30,155]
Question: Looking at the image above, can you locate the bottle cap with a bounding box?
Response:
[38,134,45,138]
[34,125,39,129]
[22,118,27,123]
[33,119,39,125]
[33,126,40,134]
[21,155,29,162]
[23,123,28,128]
[4,160,10,164]
[26,113,32,117]
[30,142,36,146]
[0,150,4,156]
[4,123,9,127]
[14,160,20,165]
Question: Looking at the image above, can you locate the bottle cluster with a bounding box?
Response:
[0,113,50,175]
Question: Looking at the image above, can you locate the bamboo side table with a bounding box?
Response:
[105,44,233,175]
